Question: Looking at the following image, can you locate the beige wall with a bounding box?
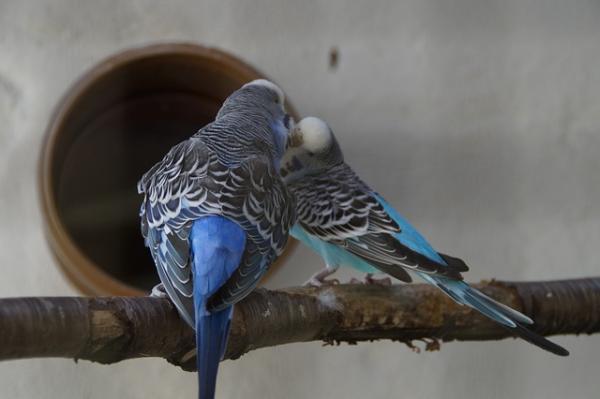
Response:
[1,0,599,398]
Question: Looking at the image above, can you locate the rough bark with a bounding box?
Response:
[0,278,598,371]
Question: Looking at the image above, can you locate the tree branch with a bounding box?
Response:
[1,278,598,371]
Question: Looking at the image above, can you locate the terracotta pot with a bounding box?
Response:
[40,43,298,296]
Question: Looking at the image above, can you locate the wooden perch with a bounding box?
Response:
[1,278,599,371]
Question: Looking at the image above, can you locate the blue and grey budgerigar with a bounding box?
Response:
[282,116,568,356]
[138,80,297,398]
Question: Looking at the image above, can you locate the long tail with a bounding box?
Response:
[419,274,569,356]
[195,298,233,399]
[190,216,246,399]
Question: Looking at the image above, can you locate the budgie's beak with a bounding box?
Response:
[287,126,304,148]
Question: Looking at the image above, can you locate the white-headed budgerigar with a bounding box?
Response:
[138,80,297,398]
[282,116,568,356]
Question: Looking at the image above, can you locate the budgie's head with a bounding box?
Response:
[281,117,344,183]
[216,79,294,161]
[218,79,287,117]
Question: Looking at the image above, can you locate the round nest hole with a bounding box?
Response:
[40,43,297,296]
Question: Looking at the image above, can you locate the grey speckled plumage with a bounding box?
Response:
[282,117,568,357]
[288,162,465,280]
[293,163,397,240]
[138,83,296,327]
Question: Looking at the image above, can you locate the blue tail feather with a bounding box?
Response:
[419,273,568,356]
[195,304,233,399]
[191,216,246,399]
[372,194,567,355]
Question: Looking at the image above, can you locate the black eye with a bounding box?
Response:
[283,114,291,129]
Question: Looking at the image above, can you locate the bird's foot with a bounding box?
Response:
[349,274,392,286]
[150,283,168,298]
[303,267,340,287]
[364,274,392,286]
[304,276,340,287]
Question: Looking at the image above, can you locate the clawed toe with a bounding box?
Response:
[304,277,339,287]
[304,278,322,287]
[365,276,392,286]
[347,274,392,286]
[150,283,168,298]
[304,266,340,287]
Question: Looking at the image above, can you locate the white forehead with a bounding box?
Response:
[298,117,332,152]
[243,79,285,104]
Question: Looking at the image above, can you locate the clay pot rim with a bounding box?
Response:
[39,42,297,296]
